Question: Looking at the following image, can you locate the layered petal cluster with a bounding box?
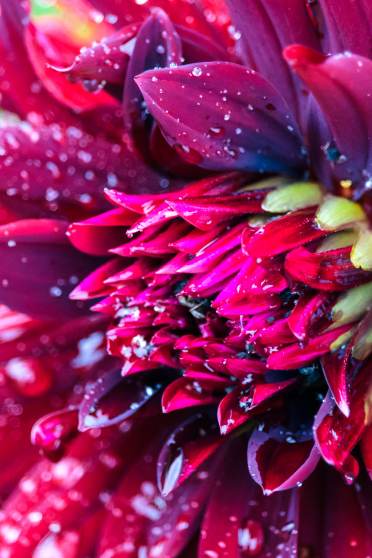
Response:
[0,0,371,557]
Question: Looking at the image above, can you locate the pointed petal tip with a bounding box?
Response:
[283,44,326,67]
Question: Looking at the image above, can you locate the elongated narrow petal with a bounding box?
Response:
[225,0,320,116]
[319,0,372,57]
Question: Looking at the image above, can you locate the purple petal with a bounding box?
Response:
[0,219,101,318]
[225,0,320,118]
[319,0,372,57]
[285,46,372,195]
[54,24,139,90]
[123,8,182,137]
[136,62,305,173]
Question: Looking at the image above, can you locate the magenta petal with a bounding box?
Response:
[246,209,325,258]
[225,0,319,119]
[218,380,295,435]
[67,208,133,256]
[31,408,79,454]
[0,123,134,208]
[319,0,372,57]
[288,292,329,341]
[176,25,231,63]
[248,426,320,493]
[136,62,305,174]
[267,325,352,369]
[0,426,129,555]
[361,425,372,480]
[167,193,266,230]
[0,1,75,123]
[298,468,372,558]
[285,46,372,194]
[70,258,121,300]
[200,437,300,558]
[162,377,221,413]
[0,219,100,318]
[25,23,117,112]
[55,24,139,89]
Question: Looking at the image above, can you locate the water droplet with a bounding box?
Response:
[192,67,203,77]
[238,518,265,556]
[209,126,224,137]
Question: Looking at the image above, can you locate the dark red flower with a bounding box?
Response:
[0,0,371,557]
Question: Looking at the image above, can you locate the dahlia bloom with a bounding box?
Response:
[0,0,371,557]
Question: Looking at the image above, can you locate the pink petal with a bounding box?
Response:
[246,209,325,258]
[319,0,372,57]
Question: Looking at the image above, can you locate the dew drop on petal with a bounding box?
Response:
[238,518,265,557]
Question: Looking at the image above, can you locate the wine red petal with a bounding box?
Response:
[248,425,320,493]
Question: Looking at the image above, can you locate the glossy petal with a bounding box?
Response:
[285,246,372,291]
[157,413,222,495]
[267,325,352,370]
[285,46,372,195]
[314,367,370,472]
[78,369,164,430]
[248,426,320,493]
[199,438,300,558]
[246,209,325,258]
[136,62,305,173]
[225,0,320,118]
[98,421,217,558]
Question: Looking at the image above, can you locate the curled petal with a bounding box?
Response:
[314,367,370,472]
[157,413,222,496]
[78,369,164,431]
[248,426,320,493]
[285,46,372,195]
